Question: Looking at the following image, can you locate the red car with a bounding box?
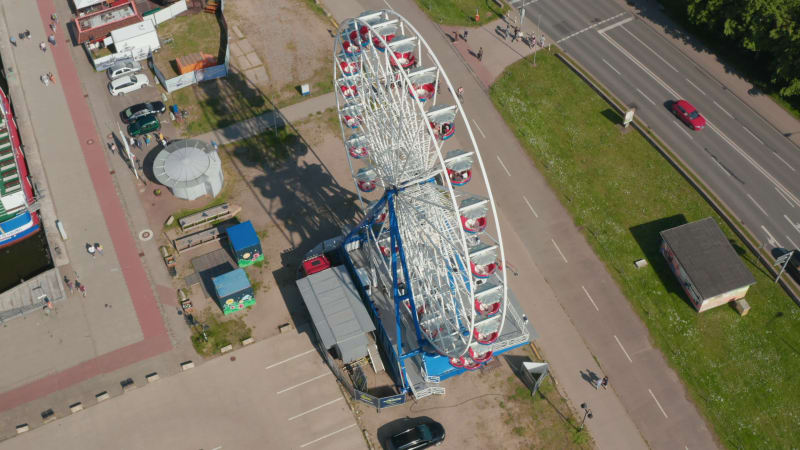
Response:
[671,99,706,130]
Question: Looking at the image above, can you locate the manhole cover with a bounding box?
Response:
[139,229,153,241]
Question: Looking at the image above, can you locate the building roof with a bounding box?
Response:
[296,265,375,363]
[212,268,251,298]
[660,217,756,299]
[227,221,259,251]
[110,19,155,42]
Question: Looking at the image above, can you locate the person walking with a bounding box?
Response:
[594,377,603,390]
[79,284,87,298]
[65,277,74,295]
[477,47,483,61]
[456,86,464,104]
[540,34,546,48]
[601,376,609,389]
[48,34,56,46]
[87,243,96,259]
[463,30,468,42]
[39,42,47,53]
[95,243,104,256]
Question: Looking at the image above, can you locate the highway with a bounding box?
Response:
[515,0,800,256]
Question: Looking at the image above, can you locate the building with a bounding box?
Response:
[74,1,141,44]
[109,20,160,61]
[152,139,223,201]
[226,221,263,267]
[212,268,254,315]
[660,217,756,312]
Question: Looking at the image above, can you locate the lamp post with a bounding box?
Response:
[579,402,593,431]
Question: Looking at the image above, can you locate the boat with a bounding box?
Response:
[0,86,40,249]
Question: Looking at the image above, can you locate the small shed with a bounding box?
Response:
[660,218,756,312]
[227,221,263,267]
[110,20,160,60]
[296,265,376,363]
[212,268,255,315]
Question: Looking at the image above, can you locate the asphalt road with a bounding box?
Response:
[515,0,800,257]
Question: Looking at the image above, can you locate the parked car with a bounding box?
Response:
[127,115,160,136]
[122,101,166,123]
[108,74,150,96]
[106,60,142,80]
[671,99,706,130]
[385,418,445,450]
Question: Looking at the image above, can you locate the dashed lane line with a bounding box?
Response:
[743,126,764,145]
[636,88,656,106]
[746,194,769,217]
[673,120,693,139]
[497,155,512,177]
[581,286,599,311]
[648,389,669,418]
[551,238,568,263]
[761,225,780,248]
[522,195,539,218]
[472,119,486,139]
[685,78,706,96]
[614,335,633,362]
[773,152,795,172]
[602,58,622,75]
[713,100,734,118]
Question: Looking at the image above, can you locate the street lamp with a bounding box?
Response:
[579,402,593,431]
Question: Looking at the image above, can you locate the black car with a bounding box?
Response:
[122,101,166,123]
[385,418,445,450]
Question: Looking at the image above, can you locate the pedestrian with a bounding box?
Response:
[540,34,546,48]
[50,23,56,32]
[601,376,609,389]
[453,31,458,42]
[39,42,47,53]
[79,284,87,298]
[594,377,602,390]
[66,279,74,295]
[456,86,464,103]
[463,30,468,42]
[51,13,58,24]
[48,34,56,46]
[9,36,16,47]
[129,136,135,148]
[25,30,31,39]
[94,243,104,256]
[530,33,536,49]
[144,134,151,145]
[477,47,483,61]
[87,243,96,259]
[135,137,142,149]
[504,24,509,40]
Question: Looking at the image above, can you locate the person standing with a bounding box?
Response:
[9,36,16,47]
[456,86,464,103]
[95,243,104,256]
[477,47,483,61]
[87,243,96,259]
[594,377,603,390]
[79,284,87,298]
[463,30,468,42]
[601,376,609,389]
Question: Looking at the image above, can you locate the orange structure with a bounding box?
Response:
[176,53,218,74]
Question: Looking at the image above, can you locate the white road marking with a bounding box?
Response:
[596,16,633,34]
[773,152,796,172]
[602,58,622,75]
[743,126,764,145]
[614,335,633,362]
[621,27,678,72]
[786,236,800,250]
[300,423,357,448]
[673,120,693,139]
[472,119,486,138]
[636,88,656,105]
[382,0,393,9]
[551,238,568,263]
[211,447,223,450]
[557,12,625,43]
[648,388,669,418]
[522,195,539,218]
[775,186,797,208]
[497,155,512,177]
[581,286,599,311]
[784,215,800,234]
[276,372,331,394]
[746,194,769,217]
[685,78,706,96]
[713,100,734,118]
[711,158,730,177]
[288,397,343,421]
[761,225,780,248]
[265,348,316,370]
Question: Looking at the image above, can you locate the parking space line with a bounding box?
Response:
[672,120,693,139]
[581,286,599,311]
[602,58,622,75]
[551,239,568,263]
[497,155,512,177]
[648,388,669,418]
[265,348,316,370]
[636,88,655,106]
[300,423,357,448]
[288,397,343,421]
[685,78,706,96]
[276,372,330,394]
[614,335,633,362]
[522,195,539,218]
[713,100,734,118]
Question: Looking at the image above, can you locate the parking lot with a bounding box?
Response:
[0,331,363,449]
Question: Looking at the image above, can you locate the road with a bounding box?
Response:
[514,0,800,256]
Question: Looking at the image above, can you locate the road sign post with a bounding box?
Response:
[774,250,794,283]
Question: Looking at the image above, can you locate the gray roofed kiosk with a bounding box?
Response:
[296,265,376,363]
[660,217,756,312]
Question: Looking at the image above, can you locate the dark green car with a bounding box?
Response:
[127,115,160,136]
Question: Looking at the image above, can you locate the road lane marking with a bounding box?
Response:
[265,348,316,370]
[557,12,625,43]
[621,27,678,72]
[602,58,622,75]
[522,195,539,218]
[713,100,733,118]
[551,239,568,263]
[277,372,331,394]
[773,152,796,172]
[711,157,731,177]
[614,335,633,362]
[685,78,706,96]
[672,120,693,139]
[775,186,796,208]
[743,126,764,145]
[288,397,343,421]
[787,236,800,250]
[472,119,486,138]
[761,225,780,248]
[648,389,669,418]
[784,215,800,234]
[382,0,393,9]
[596,16,633,34]
[300,423,357,448]
[497,155,512,177]
[581,286,599,311]
[746,194,769,217]
[636,88,656,105]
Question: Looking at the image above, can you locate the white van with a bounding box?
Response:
[106,60,142,81]
[108,74,150,96]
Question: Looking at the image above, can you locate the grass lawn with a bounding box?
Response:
[490,51,800,449]
[414,0,508,27]
[153,12,222,77]
[191,307,252,356]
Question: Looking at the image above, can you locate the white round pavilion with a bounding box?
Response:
[152,139,223,201]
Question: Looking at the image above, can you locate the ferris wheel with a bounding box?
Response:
[334,10,508,371]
